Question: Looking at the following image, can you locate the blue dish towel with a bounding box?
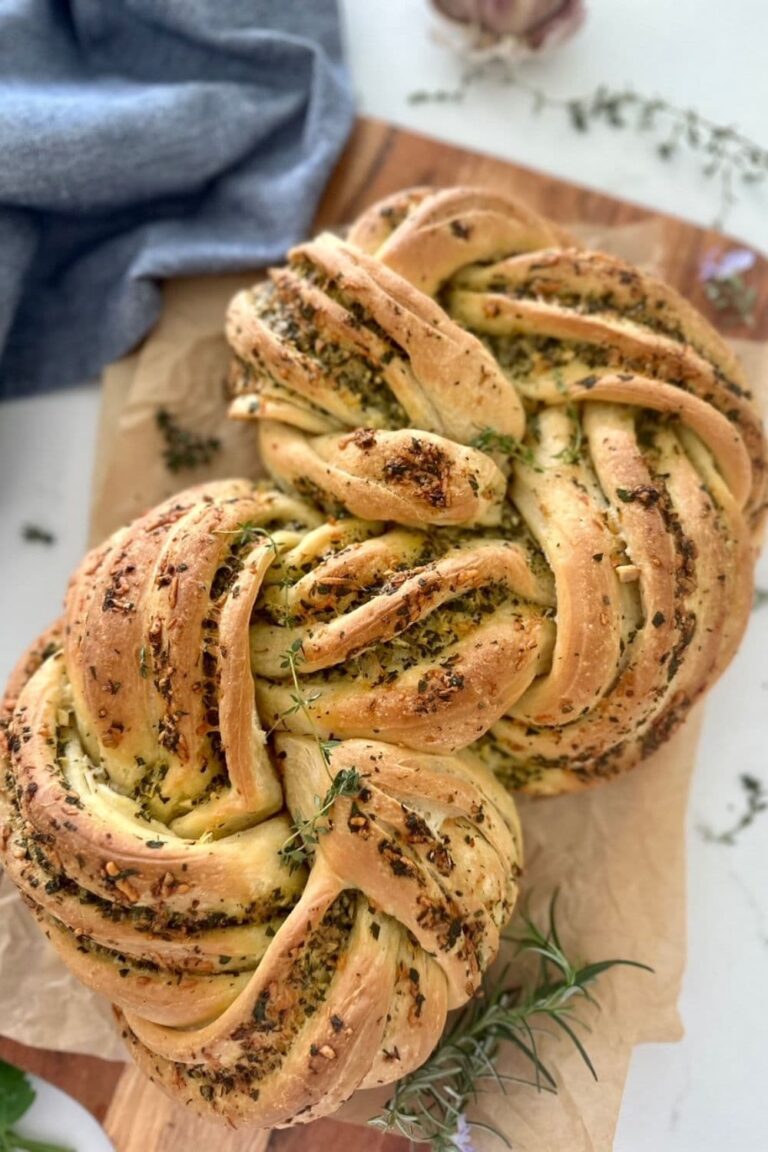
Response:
[0,0,355,399]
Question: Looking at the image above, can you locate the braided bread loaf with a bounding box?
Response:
[2,187,764,1129]
[1,480,521,1127]
[227,186,766,794]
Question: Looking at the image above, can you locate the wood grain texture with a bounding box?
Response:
[104,1066,271,1152]
[3,115,766,1152]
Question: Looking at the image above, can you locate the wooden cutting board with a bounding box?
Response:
[1,116,766,1152]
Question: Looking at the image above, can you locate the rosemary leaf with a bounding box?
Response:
[371,893,651,1149]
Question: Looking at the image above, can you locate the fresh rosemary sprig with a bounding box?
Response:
[370,894,651,1150]
[754,587,768,611]
[278,767,362,872]
[410,63,768,221]
[156,407,221,473]
[471,427,535,466]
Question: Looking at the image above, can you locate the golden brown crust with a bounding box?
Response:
[255,421,508,527]
[1,480,522,1128]
[226,185,766,794]
[3,185,765,1129]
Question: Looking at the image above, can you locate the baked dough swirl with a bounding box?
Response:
[227,186,766,793]
[1,480,521,1127]
[2,187,764,1128]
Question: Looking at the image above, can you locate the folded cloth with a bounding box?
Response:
[0,0,354,399]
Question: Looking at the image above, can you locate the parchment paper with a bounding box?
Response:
[1,220,765,1150]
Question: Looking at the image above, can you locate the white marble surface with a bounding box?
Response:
[0,1,766,1148]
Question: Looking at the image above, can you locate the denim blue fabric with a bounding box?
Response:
[0,0,354,398]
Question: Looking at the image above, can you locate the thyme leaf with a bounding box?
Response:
[275,640,340,773]
[370,893,651,1150]
[278,767,362,872]
[470,427,536,466]
[212,522,280,554]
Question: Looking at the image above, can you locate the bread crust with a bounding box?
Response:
[2,186,764,1126]
[1,480,522,1127]
[227,185,766,792]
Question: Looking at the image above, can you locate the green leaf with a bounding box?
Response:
[577,958,655,982]
[470,427,535,466]
[278,768,362,872]
[551,1014,598,1080]
[7,1134,75,1152]
[370,896,651,1149]
[0,1059,35,1128]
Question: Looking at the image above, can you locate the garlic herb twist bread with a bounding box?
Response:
[227,186,767,794]
[2,186,764,1129]
[1,480,522,1127]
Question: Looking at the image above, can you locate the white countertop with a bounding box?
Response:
[1,2,766,1148]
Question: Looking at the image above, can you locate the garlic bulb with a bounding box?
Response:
[432,0,586,51]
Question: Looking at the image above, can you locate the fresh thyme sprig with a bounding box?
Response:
[156,407,221,473]
[410,63,768,221]
[278,767,362,872]
[371,894,651,1150]
[471,427,536,466]
[213,521,280,554]
[277,639,340,769]
[273,642,354,869]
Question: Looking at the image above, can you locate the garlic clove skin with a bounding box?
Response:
[432,0,587,51]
